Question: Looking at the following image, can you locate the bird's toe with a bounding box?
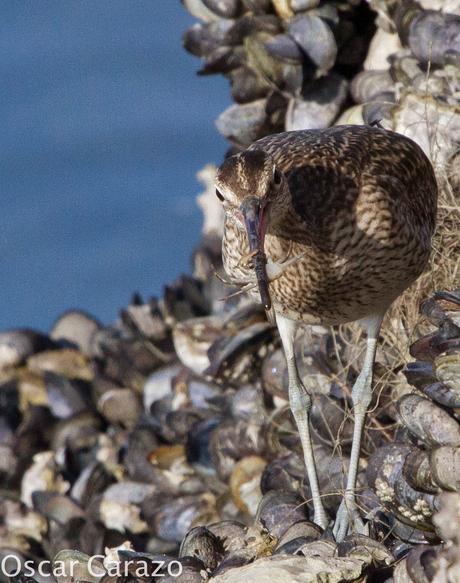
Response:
[333,500,366,542]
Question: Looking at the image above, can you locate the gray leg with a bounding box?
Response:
[333,314,383,541]
[276,314,328,529]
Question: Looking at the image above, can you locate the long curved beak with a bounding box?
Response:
[239,196,271,310]
[240,196,263,253]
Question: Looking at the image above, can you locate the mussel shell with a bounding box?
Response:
[215,100,269,148]
[393,545,439,583]
[420,294,460,328]
[143,493,217,543]
[32,491,85,525]
[241,0,271,13]
[409,332,443,362]
[255,490,309,539]
[224,14,280,46]
[0,329,56,370]
[430,446,460,492]
[231,384,265,420]
[367,444,438,531]
[162,557,207,583]
[261,348,288,400]
[205,320,274,380]
[363,28,401,71]
[389,53,424,86]
[287,15,337,74]
[173,316,222,376]
[273,536,314,555]
[403,361,437,389]
[179,526,224,571]
[229,455,266,515]
[397,394,460,447]
[199,45,243,75]
[265,34,303,62]
[0,379,21,433]
[291,0,320,11]
[71,461,114,507]
[350,70,393,104]
[207,519,247,554]
[361,93,395,126]
[186,417,221,472]
[165,410,209,445]
[202,0,241,19]
[50,310,102,356]
[143,364,180,411]
[163,275,211,323]
[28,348,93,381]
[182,0,223,22]
[271,0,294,20]
[0,444,18,482]
[275,520,322,549]
[21,450,70,507]
[97,387,141,428]
[337,533,393,567]
[44,372,89,419]
[100,481,157,533]
[285,74,348,131]
[335,104,365,126]
[402,448,438,494]
[408,10,460,67]
[432,491,460,543]
[423,381,460,409]
[209,419,265,480]
[260,453,304,494]
[229,66,271,103]
[435,351,460,392]
[388,515,431,545]
[297,539,337,559]
[244,32,288,90]
[53,550,105,583]
[183,21,233,58]
[309,393,353,449]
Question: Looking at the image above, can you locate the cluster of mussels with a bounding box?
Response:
[183,0,460,167]
[1,212,460,582]
[368,291,460,582]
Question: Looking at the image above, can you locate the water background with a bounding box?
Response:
[1,1,230,331]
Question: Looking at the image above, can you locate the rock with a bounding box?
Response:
[209,554,364,582]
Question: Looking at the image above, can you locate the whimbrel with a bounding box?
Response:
[215,125,438,540]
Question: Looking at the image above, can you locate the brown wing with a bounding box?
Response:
[250,125,437,239]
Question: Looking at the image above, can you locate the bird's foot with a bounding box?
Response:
[265,252,307,282]
[237,250,258,270]
[333,498,368,542]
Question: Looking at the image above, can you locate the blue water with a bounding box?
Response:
[1,1,230,331]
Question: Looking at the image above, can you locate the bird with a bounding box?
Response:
[215,124,438,540]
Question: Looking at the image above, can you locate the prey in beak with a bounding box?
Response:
[239,196,271,311]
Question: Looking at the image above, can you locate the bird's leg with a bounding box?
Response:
[276,314,328,529]
[333,315,383,541]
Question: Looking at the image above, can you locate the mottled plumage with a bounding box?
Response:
[219,125,437,325]
[215,124,438,539]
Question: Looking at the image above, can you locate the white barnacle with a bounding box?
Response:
[414,498,433,517]
[375,478,394,502]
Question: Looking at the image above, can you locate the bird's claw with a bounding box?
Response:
[265,252,307,282]
[237,249,258,270]
[333,498,368,542]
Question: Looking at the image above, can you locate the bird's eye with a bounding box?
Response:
[273,169,282,186]
[215,188,224,202]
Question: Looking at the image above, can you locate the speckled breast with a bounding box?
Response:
[223,214,434,327]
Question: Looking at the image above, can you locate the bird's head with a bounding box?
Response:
[215,149,287,255]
